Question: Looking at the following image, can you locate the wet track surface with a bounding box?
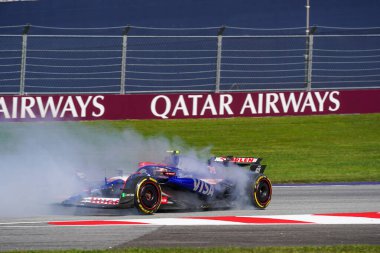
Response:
[1,184,379,250]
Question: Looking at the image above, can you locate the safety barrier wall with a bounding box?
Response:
[0,89,379,122]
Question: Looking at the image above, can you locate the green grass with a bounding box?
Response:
[84,114,380,183]
[2,114,379,183]
[3,245,380,253]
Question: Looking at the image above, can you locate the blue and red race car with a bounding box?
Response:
[62,151,272,214]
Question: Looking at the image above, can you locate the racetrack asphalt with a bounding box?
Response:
[0,183,379,250]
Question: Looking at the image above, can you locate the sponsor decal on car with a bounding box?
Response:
[214,157,258,163]
[193,179,214,197]
[81,197,120,205]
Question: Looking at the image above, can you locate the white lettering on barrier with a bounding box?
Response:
[37,96,62,118]
[60,96,77,117]
[314,92,329,112]
[0,95,105,119]
[240,94,256,114]
[220,94,234,115]
[77,96,93,117]
[0,97,10,118]
[92,96,105,117]
[188,95,202,116]
[151,91,341,119]
[151,95,171,119]
[200,95,217,116]
[301,92,316,112]
[266,93,280,113]
[172,95,189,117]
[151,94,234,119]
[279,93,303,113]
[329,91,340,111]
[21,97,36,118]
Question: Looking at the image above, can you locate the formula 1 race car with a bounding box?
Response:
[62,151,272,214]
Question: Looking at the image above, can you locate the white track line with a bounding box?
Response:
[128,218,239,226]
[246,214,380,225]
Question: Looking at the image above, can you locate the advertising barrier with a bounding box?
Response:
[0,89,379,122]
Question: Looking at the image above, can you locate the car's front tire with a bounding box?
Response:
[134,177,162,214]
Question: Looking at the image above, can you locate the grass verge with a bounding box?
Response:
[3,245,380,253]
[84,114,380,183]
[1,114,379,183]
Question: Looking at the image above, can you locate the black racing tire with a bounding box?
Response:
[249,175,272,209]
[134,177,162,214]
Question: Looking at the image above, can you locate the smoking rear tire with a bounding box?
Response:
[134,177,162,214]
[249,175,272,209]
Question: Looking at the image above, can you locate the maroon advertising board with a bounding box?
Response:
[0,90,379,122]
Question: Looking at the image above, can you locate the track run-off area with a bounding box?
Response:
[0,183,379,250]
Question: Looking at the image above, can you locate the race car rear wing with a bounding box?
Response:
[210,156,267,174]
[213,156,261,164]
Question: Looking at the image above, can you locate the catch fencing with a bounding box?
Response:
[1,25,380,94]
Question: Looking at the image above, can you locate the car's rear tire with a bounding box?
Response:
[134,177,162,214]
[249,175,272,209]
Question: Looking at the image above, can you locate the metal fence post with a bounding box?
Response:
[19,24,30,95]
[120,26,130,95]
[215,26,225,93]
[304,0,316,91]
[306,34,314,91]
